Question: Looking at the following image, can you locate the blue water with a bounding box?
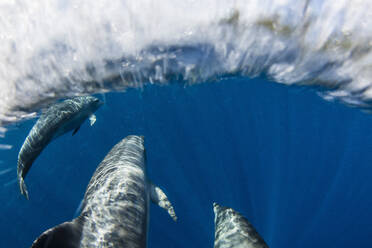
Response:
[1,77,372,247]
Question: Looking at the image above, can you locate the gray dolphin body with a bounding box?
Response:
[213,203,269,248]
[17,96,103,199]
[31,135,177,248]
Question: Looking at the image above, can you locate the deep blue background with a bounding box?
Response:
[1,77,372,247]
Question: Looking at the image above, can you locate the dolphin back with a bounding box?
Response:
[79,135,177,246]
[82,135,147,206]
[213,203,269,248]
[17,119,57,199]
[78,135,149,247]
[30,135,177,247]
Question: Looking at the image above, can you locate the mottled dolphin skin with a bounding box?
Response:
[31,135,177,248]
[213,203,269,248]
[17,96,103,199]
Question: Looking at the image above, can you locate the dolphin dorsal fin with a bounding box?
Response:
[89,114,96,126]
[150,183,177,221]
[31,219,83,248]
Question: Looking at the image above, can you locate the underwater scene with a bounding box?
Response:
[1,0,372,247]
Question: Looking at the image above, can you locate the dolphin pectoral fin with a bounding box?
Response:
[19,177,29,200]
[150,183,177,221]
[89,114,96,126]
[72,126,81,136]
[31,219,83,248]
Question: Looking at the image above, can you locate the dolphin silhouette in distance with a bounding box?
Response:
[31,135,177,248]
[213,203,269,248]
[17,96,103,200]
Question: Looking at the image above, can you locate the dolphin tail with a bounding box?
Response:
[31,218,83,248]
[150,183,177,221]
[18,177,29,200]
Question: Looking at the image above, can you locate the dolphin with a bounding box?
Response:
[213,203,269,248]
[31,135,177,248]
[17,96,103,200]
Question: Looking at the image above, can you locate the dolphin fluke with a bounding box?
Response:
[18,177,29,200]
[31,219,83,248]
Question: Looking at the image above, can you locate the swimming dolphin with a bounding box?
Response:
[213,203,269,248]
[31,135,177,248]
[17,96,103,200]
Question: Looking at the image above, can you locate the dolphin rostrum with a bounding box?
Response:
[31,135,177,248]
[17,96,103,199]
[213,203,269,248]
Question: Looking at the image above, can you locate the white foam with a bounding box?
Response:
[0,0,371,125]
[0,127,6,137]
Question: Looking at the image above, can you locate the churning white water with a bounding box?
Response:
[0,0,371,127]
